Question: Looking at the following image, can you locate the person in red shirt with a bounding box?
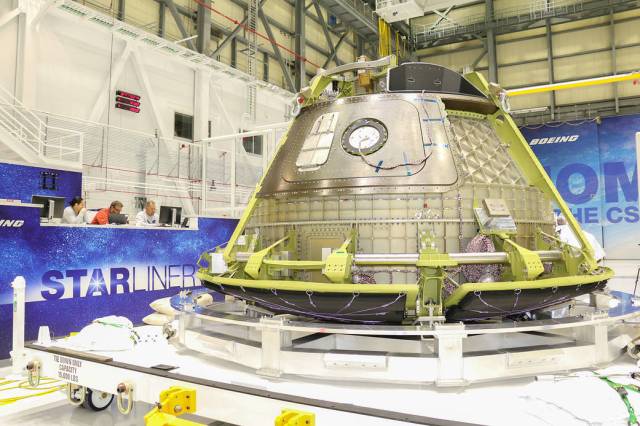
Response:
[91,201,124,225]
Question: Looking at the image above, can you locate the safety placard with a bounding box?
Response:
[53,354,82,383]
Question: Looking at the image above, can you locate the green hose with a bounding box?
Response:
[599,376,640,425]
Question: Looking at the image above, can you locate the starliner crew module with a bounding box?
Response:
[197,56,612,324]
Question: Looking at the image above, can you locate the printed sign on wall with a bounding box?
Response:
[597,115,640,259]
[520,114,639,259]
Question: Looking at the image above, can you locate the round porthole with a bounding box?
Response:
[341,118,388,156]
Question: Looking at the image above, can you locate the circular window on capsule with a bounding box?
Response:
[341,118,388,156]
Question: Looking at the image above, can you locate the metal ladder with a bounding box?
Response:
[246,0,258,123]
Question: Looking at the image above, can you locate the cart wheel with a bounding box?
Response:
[82,388,114,411]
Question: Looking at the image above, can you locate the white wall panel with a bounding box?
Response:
[34,16,113,121]
[552,26,610,57]
[615,18,640,44]
[554,51,613,81]
[0,14,18,95]
[499,61,548,88]
[423,47,486,73]
[555,85,614,106]
[102,55,160,134]
[0,3,291,216]
[125,0,159,29]
[494,0,535,15]
[496,36,546,66]
[508,93,550,111]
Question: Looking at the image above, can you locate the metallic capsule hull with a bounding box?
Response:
[199,61,613,323]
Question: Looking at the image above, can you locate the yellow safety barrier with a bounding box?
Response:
[144,386,204,426]
[275,408,315,426]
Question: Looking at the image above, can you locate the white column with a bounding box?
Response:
[10,276,26,375]
[231,136,237,217]
[14,0,42,108]
[194,70,210,216]
[193,69,210,142]
[434,323,467,387]
[258,317,286,378]
[201,143,207,216]
[13,6,27,103]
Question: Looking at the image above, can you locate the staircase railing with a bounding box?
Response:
[0,84,83,166]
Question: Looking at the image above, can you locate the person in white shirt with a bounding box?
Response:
[61,196,88,224]
[556,215,605,261]
[135,200,159,226]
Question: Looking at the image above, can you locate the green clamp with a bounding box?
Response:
[244,235,289,279]
[323,250,353,283]
[503,239,544,281]
[322,231,356,283]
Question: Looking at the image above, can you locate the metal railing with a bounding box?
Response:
[412,0,587,44]
[200,124,289,217]
[0,86,46,156]
[8,106,289,217]
[341,0,377,25]
[0,85,83,165]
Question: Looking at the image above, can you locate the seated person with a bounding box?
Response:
[135,200,159,226]
[62,196,88,224]
[91,200,124,225]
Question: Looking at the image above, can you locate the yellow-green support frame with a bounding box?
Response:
[199,61,613,321]
[465,72,598,271]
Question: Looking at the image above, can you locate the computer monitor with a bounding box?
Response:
[32,195,66,220]
[159,206,182,226]
[109,213,128,225]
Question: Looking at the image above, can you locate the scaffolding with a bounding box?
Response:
[413,0,593,46]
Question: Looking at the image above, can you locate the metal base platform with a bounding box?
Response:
[16,341,640,426]
[174,290,640,386]
[19,343,446,425]
[9,290,640,425]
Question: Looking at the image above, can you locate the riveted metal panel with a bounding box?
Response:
[259,93,468,197]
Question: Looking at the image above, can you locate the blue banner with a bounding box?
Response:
[598,115,640,259]
[520,114,639,259]
[0,203,236,359]
[0,162,81,205]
